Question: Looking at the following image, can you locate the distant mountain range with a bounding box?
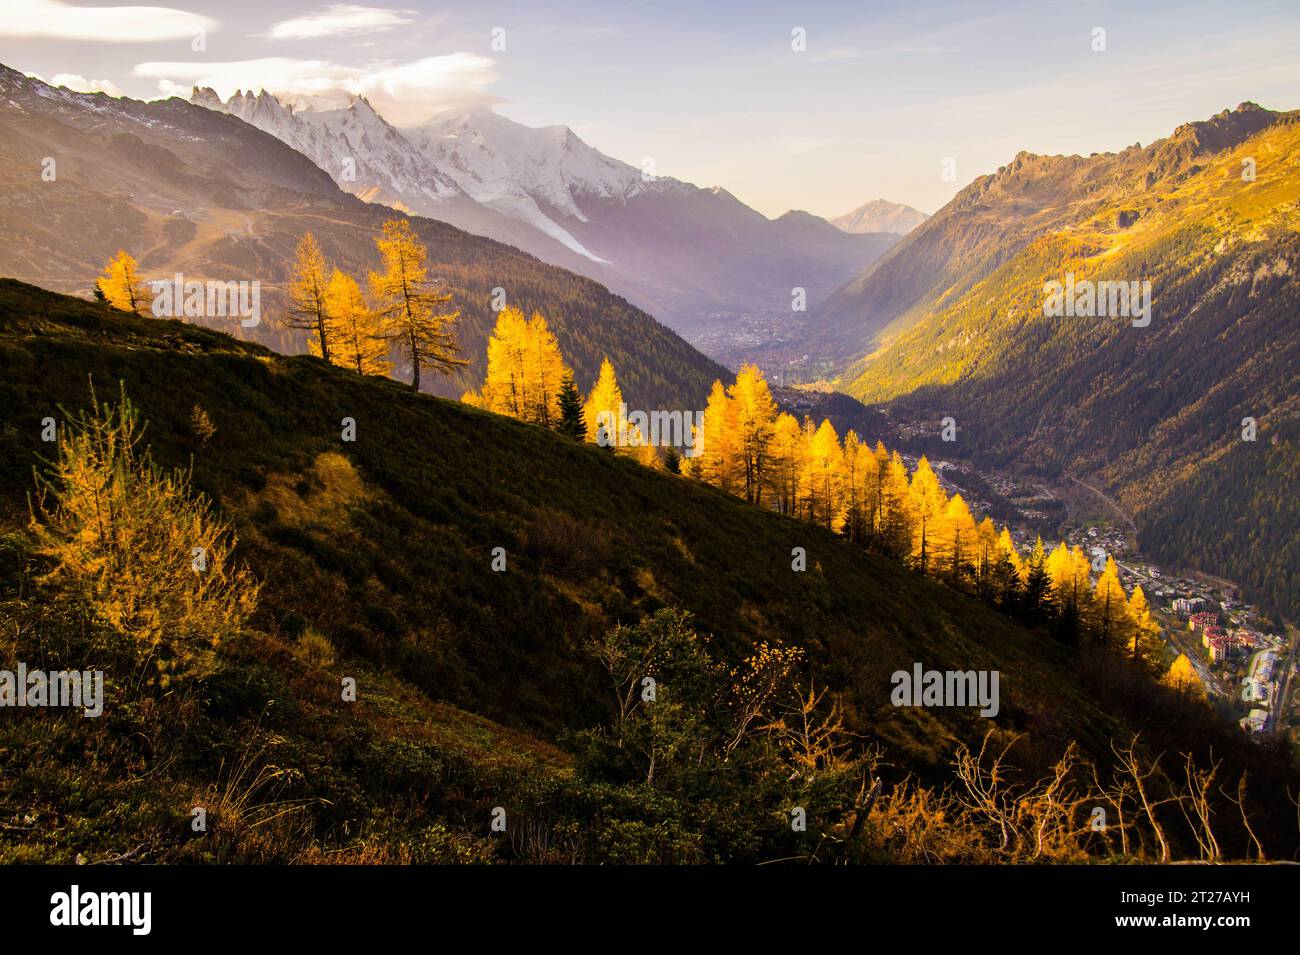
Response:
[831,198,928,235]
[815,102,1300,620]
[188,88,900,331]
[0,64,726,407]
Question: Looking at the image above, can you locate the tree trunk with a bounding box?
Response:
[409,330,420,392]
[317,308,330,364]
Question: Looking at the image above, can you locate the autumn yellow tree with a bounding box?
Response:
[284,232,335,363]
[998,527,1027,584]
[972,516,1000,597]
[369,219,465,391]
[728,364,778,505]
[97,250,150,316]
[766,412,804,515]
[29,384,259,685]
[698,379,741,494]
[804,419,844,530]
[476,306,571,426]
[877,448,915,559]
[841,431,867,542]
[580,357,654,464]
[988,526,1025,605]
[1164,653,1207,701]
[854,440,883,541]
[1046,543,1094,634]
[324,269,390,376]
[1089,556,1135,648]
[584,356,625,446]
[470,306,527,418]
[1046,543,1074,611]
[938,493,978,585]
[1127,585,1164,672]
[523,311,568,427]
[908,456,948,576]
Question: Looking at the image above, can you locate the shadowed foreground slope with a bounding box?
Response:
[0,280,1294,863]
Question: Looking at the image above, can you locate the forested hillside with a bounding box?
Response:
[839,106,1300,621]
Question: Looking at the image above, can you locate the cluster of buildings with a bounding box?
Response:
[1188,612,1260,664]
[1239,651,1279,734]
[1171,598,1283,736]
[1068,525,1131,561]
[1162,589,1286,737]
[926,460,995,516]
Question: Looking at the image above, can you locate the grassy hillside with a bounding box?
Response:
[1,280,1295,863]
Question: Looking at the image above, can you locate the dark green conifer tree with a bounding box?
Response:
[556,373,586,440]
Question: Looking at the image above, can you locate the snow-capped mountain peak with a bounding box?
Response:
[406,107,657,224]
[190,86,463,210]
[188,90,613,261]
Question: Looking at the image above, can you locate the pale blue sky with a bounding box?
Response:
[4,0,1299,217]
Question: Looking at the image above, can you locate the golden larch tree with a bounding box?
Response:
[479,307,571,426]
[522,311,569,427]
[1089,556,1135,648]
[877,448,915,559]
[583,356,625,445]
[580,356,652,462]
[1127,585,1164,672]
[369,219,465,391]
[324,269,390,377]
[284,232,335,363]
[971,515,1000,595]
[1070,546,1095,621]
[1046,542,1093,624]
[1164,653,1207,700]
[841,430,866,542]
[481,306,530,419]
[698,379,741,493]
[728,363,778,505]
[908,456,948,576]
[938,493,978,584]
[97,250,150,316]
[766,412,804,515]
[29,384,259,685]
[804,418,844,530]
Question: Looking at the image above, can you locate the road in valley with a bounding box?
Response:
[1271,626,1298,735]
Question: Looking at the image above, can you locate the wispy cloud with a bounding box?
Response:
[263,5,418,41]
[135,53,499,125]
[0,0,213,42]
[50,73,125,96]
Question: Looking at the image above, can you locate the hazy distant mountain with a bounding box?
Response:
[810,104,1290,359]
[0,64,726,408]
[831,199,928,235]
[189,93,898,332]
